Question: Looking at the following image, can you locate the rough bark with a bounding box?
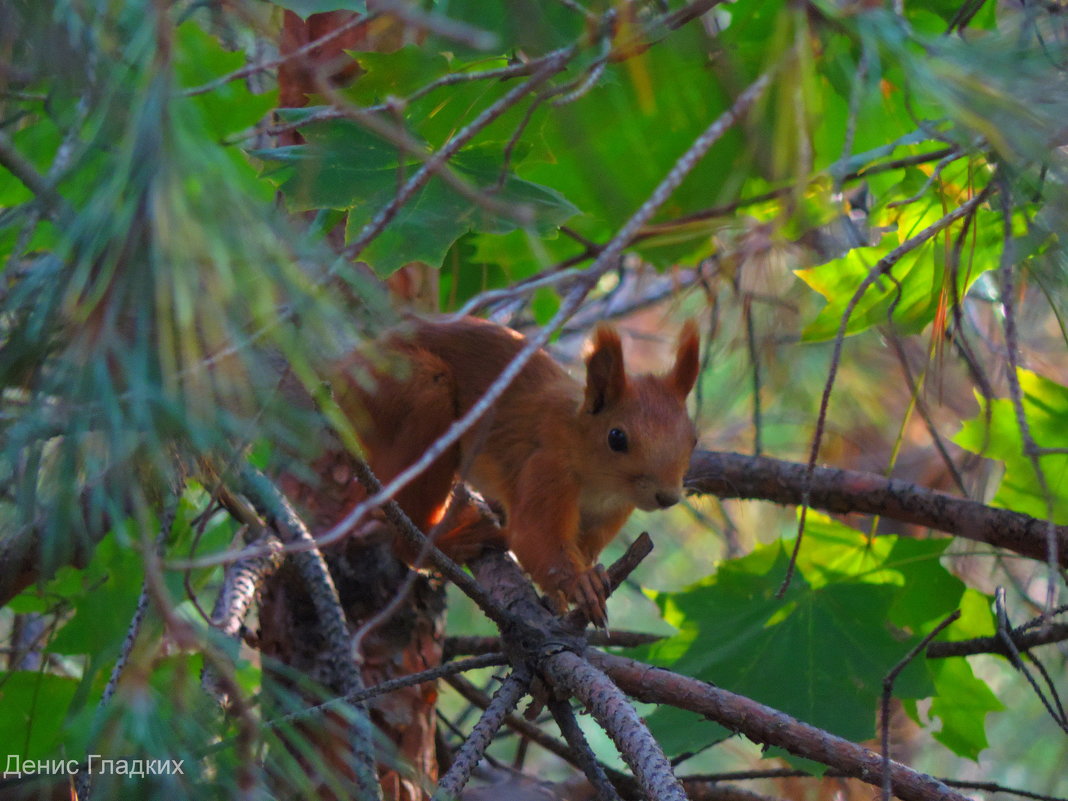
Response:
[260,451,446,801]
[686,449,1068,566]
[592,651,970,801]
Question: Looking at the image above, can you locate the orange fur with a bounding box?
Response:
[337,317,700,618]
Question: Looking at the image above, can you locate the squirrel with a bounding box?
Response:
[332,316,700,626]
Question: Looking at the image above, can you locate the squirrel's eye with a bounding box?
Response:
[608,428,629,453]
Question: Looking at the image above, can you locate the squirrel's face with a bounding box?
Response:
[580,320,701,513]
[586,376,697,512]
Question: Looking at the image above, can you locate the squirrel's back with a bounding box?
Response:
[408,317,574,412]
[406,317,580,501]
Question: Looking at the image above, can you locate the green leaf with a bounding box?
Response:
[174,23,278,139]
[954,369,1068,522]
[341,46,455,105]
[46,534,143,657]
[636,515,976,756]
[795,203,998,342]
[927,657,1003,759]
[523,21,742,242]
[255,111,579,274]
[912,589,1002,760]
[0,672,79,760]
[530,286,560,325]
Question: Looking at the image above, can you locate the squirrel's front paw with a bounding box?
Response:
[564,564,612,628]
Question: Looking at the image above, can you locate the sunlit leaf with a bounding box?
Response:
[955,370,1068,522]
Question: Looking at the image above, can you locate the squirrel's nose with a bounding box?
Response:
[655,491,680,509]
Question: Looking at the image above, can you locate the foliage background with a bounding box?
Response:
[2,0,1068,798]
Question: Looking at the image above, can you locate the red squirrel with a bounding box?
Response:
[334,316,700,625]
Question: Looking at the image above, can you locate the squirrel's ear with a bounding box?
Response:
[670,320,700,398]
[584,325,627,414]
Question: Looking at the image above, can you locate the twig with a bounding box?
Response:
[260,57,568,142]
[882,323,968,495]
[743,295,763,456]
[182,13,373,97]
[445,672,592,767]
[991,588,1068,733]
[548,698,623,801]
[880,610,961,801]
[835,44,870,193]
[634,147,962,242]
[995,174,1060,614]
[433,666,533,801]
[201,653,509,759]
[443,629,664,659]
[782,189,991,597]
[886,149,962,208]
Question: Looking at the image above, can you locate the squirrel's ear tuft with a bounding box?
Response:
[670,320,700,398]
[584,325,627,414]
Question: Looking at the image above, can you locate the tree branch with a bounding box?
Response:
[542,650,688,801]
[591,651,971,801]
[926,623,1068,658]
[433,666,533,801]
[685,450,1068,567]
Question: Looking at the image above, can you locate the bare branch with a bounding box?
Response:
[684,450,1068,567]
[927,623,1068,658]
[683,780,788,801]
[433,666,533,801]
[995,175,1060,612]
[543,650,688,801]
[444,630,663,660]
[445,672,590,768]
[880,610,961,801]
[592,651,971,801]
[547,698,622,801]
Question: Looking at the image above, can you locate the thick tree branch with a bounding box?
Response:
[591,651,970,801]
[542,650,688,801]
[685,450,1068,567]
[465,546,686,801]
